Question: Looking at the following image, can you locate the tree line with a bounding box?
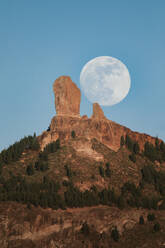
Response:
[0,134,40,165]
[26,139,60,175]
[120,134,165,163]
[0,166,165,210]
[0,134,165,211]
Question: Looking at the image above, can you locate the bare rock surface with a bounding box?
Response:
[39,75,162,152]
[53,76,81,117]
[92,103,105,120]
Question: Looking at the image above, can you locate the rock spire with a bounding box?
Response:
[92,103,105,120]
[53,76,81,117]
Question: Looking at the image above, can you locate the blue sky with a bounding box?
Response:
[0,0,165,151]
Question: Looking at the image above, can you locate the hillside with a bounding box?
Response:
[1,202,165,248]
[0,130,165,247]
[0,75,165,247]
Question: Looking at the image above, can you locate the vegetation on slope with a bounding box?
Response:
[0,134,165,211]
[0,202,165,248]
[0,134,40,165]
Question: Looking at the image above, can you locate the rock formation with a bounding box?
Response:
[39,75,162,151]
[53,76,81,117]
[92,103,105,119]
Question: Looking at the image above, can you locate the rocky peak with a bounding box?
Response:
[53,76,81,117]
[39,76,160,152]
[92,103,105,120]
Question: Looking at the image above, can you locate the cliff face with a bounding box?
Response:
[53,76,81,117]
[39,76,159,151]
[39,115,158,151]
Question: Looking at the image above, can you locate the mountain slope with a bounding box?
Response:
[0,75,165,247]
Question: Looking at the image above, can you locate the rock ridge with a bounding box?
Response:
[39,75,162,152]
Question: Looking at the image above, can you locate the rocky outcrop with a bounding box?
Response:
[39,75,162,151]
[92,103,105,120]
[53,76,81,117]
[39,114,159,152]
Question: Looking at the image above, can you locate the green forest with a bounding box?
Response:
[0,134,165,211]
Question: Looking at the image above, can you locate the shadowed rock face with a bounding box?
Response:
[53,76,81,117]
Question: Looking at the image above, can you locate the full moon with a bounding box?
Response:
[80,56,131,106]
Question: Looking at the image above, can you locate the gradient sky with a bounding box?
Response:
[0,0,165,151]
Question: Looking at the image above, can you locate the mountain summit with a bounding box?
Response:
[39,75,160,152]
[1,76,165,247]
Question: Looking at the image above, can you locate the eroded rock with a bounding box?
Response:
[53,76,81,117]
[92,103,105,120]
[38,75,162,152]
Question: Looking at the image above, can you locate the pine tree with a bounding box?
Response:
[153,222,160,232]
[26,164,34,176]
[81,222,90,235]
[147,213,155,222]
[125,135,133,151]
[120,136,125,147]
[129,153,136,163]
[71,130,76,138]
[111,227,119,242]
[139,215,144,224]
[99,165,105,177]
[133,142,140,154]
[105,163,110,177]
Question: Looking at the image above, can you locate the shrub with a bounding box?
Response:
[139,215,144,224]
[120,136,125,147]
[143,141,165,162]
[63,180,70,187]
[47,126,50,131]
[122,182,141,198]
[153,222,160,232]
[111,227,119,242]
[125,135,134,151]
[0,164,3,175]
[99,165,105,177]
[81,222,90,235]
[35,161,49,172]
[27,202,31,209]
[64,165,73,178]
[26,164,35,176]
[129,153,136,163]
[105,163,110,177]
[71,130,76,138]
[133,142,140,154]
[147,213,155,222]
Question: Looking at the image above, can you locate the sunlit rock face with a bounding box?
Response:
[92,103,105,120]
[53,76,81,117]
[39,76,161,152]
